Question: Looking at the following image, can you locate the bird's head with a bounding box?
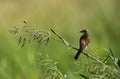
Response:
[80,29,88,34]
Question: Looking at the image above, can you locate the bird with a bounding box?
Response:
[74,29,90,60]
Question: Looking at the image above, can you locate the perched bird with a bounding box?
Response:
[74,29,90,60]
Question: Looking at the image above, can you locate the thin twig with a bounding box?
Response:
[50,28,77,50]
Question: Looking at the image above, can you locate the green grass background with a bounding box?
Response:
[0,0,120,79]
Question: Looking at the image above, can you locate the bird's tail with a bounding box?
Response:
[74,48,83,60]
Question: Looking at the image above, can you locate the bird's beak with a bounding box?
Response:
[80,30,83,33]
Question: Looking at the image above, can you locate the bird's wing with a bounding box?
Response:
[80,39,86,49]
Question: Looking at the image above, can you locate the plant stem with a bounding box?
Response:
[109,48,120,72]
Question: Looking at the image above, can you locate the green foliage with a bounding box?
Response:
[104,48,120,72]
[9,24,120,79]
[35,52,63,79]
[9,21,50,48]
[9,22,64,79]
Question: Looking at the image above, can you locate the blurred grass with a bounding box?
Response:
[0,0,120,79]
